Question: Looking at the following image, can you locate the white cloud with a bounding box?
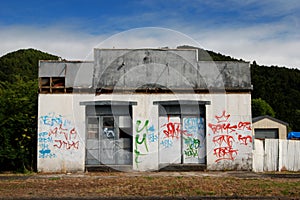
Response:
[0,26,202,60]
[0,24,299,69]
[189,16,300,68]
[0,25,106,60]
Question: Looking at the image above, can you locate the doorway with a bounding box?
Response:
[157,102,207,165]
[85,103,133,166]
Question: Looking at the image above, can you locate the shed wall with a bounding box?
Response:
[253,118,287,139]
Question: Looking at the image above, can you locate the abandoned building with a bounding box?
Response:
[37,48,253,172]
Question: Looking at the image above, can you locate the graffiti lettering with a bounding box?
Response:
[134,134,148,167]
[161,116,190,139]
[237,122,252,131]
[184,147,198,157]
[238,135,253,145]
[148,132,158,143]
[184,137,200,149]
[184,137,200,158]
[213,147,238,162]
[184,118,205,132]
[54,140,79,150]
[40,113,63,126]
[136,120,149,133]
[160,139,173,148]
[134,120,151,168]
[212,135,234,147]
[39,113,79,159]
[38,142,56,159]
[208,123,237,134]
[209,110,252,162]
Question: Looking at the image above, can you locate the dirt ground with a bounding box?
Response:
[0,171,300,199]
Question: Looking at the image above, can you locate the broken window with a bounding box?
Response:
[39,77,66,93]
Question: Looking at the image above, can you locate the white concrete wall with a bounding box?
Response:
[38,94,86,172]
[38,93,252,172]
[206,93,253,170]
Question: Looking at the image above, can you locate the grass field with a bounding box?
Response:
[0,172,299,198]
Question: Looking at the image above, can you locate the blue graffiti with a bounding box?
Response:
[160,139,173,148]
[38,143,56,158]
[148,132,158,142]
[40,113,63,126]
[38,131,48,137]
[38,137,53,143]
[184,117,205,132]
[147,125,158,142]
[148,125,155,132]
[40,112,72,128]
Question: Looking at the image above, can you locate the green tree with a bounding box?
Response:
[252,98,276,118]
[0,76,38,172]
[0,49,58,172]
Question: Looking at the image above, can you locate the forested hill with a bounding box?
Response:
[0,48,58,82]
[251,62,300,131]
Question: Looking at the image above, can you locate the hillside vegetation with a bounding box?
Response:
[0,48,299,172]
[0,49,58,171]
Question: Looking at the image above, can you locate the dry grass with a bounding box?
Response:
[0,173,299,198]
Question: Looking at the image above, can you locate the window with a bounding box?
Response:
[39,77,68,93]
[87,117,99,139]
[255,129,279,139]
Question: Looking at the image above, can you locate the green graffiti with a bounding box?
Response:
[136,120,149,133]
[184,137,200,158]
[184,146,198,157]
[135,133,148,152]
[184,137,200,149]
[134,120,150,168]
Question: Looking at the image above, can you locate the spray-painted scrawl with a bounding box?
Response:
[208,111,252,163]
[39,112,79,159]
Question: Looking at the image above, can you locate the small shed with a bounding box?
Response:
[252,115,288,139]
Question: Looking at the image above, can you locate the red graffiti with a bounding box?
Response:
[208,123,237,134]
[48,126,77,140]
[238,135,253,145]
[54,140,79,150]
[210,111,252,163]
[213,135,235,147]
[215,110,230,123]
[69,128,77,139]
[237,122,252,131]
[214,147,238,162]
[161,116,191,139]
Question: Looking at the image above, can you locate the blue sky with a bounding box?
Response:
[0,0,299,68]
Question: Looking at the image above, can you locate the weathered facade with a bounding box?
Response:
[37,48,253,172]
